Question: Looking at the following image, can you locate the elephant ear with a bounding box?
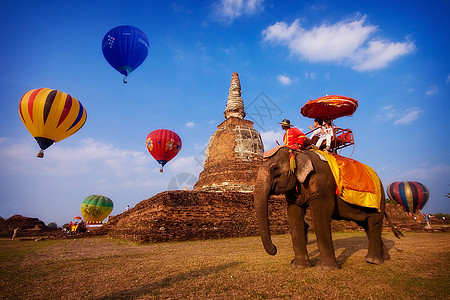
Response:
[294,152,314,183]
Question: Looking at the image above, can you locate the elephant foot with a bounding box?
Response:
[290,258,312,269]
[315,260,340,270]
[365,255,384,265]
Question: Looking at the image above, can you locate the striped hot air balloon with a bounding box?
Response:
[80,195,114,225]
[387,181,429,213]
[19,88,87,158]
[146,129,182,172]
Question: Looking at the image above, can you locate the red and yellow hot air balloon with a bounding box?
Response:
[146,129,182,172]
[19,88,87,158]
[387,181,430,213]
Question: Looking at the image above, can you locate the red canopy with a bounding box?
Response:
[301,95,358,119]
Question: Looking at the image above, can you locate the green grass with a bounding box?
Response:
[0,232,449,299]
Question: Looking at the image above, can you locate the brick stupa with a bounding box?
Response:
[194,72,264,192]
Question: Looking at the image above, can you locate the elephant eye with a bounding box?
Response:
[270,165,280,172]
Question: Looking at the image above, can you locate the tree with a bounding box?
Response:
[47,222,57,230]
[385,197,398,205]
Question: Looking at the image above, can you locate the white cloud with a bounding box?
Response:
[396,164,450,181]
[0,138,152,178]
[262,15,415,71]
[447,74,450,84]
[277,75,292,85]
[186,121,196,127]
[304,71,316,79]
[260,130,283,151]
[376,106,422,125]
[213,0,264,22]
[375,105,395,122]
[351,39,415,71]
[167,156,202,172]
[425,85,439,96]
[393,108,422,125]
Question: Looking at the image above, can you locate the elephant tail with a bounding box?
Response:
[384,211,404,239]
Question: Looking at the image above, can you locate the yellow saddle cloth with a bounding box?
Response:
[314,150,381,211]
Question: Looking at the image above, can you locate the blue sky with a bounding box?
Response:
[0,0,449,226]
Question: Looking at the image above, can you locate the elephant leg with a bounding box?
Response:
[310,201,339,270]
[362,214,385,265]
[287,203,311,268]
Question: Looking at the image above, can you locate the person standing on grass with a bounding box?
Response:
[11,228,18,240]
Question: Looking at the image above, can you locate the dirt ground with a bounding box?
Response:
[0,232,449,299]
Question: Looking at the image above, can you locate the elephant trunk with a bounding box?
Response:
[254,168,277,255]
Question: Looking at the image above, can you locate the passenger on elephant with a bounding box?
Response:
[279,119,315,150]
[308,118,323,145]
[315,119,336,151]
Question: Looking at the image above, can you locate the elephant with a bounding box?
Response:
[254,147,402,270]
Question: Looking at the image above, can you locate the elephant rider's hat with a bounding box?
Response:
[278,119,293,127]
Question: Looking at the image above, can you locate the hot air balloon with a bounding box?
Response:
[102,25,149,83]
[146,129,182,172]
[80,195,114,225]
[19,88,87,158]
[387,181,429,213]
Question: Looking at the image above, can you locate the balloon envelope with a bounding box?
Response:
[19,88,87,157]
[102,25,149,81]
[387,181,429,213]
[146,129,182,171]
[301,95,358,119]
[80,195,114,224]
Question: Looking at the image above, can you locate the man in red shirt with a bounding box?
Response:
[279,119,314,150]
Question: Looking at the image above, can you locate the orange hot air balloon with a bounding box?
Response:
[146,129,182,172]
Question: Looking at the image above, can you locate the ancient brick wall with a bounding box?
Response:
[104,192,440,244]
[105,191,288,243]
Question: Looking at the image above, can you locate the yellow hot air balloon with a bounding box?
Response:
[80,195,114,225]
[19,88,87,158]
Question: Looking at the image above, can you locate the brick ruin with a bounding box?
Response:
[105,191,287,243]
[106,72,270,242]
[194,72,263,192]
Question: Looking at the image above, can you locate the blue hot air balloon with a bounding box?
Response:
[102,25,149,83]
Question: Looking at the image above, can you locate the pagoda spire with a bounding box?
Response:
[223,72,246,119]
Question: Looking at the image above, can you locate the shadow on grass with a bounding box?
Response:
[93,261,241,299]
[307,235,398,267]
